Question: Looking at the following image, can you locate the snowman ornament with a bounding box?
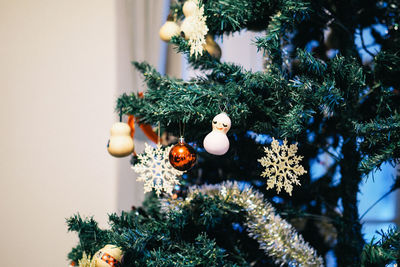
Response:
[203,113,231,155]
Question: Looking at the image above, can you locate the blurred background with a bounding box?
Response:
[0,0,398,266]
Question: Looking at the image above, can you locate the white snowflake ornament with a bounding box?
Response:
[180,0,209,58]
[132,143,184,196]
[258,138,306,196]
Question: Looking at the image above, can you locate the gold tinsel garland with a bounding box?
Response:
[164,182,324,266]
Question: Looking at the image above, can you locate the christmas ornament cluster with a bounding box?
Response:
[159,0,221,59]
[107,2,306,198]
[106,0,306,198]
[107,111,306,197]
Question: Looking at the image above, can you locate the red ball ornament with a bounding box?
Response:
[169,137,197,171]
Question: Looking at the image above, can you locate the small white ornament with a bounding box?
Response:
[107,122,134,157]
[182,0,198,17]
[159,20,180,42]
[132,143,184,196]
[203,113,231,155]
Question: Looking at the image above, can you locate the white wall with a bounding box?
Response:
[220,30,265,71]
[183,30,264,79]
[0,1,138,266]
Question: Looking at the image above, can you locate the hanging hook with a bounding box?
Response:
[218,100,228,114]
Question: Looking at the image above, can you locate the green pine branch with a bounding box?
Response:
[355,113,400,174]
[66,214,112,263]
[361,227,400,267]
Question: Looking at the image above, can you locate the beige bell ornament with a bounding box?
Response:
[107,122,134,157]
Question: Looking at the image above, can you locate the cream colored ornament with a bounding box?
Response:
[159,18,180,42]
[203,113,231,155]
[93,245,123,267]
[107,122,134,157]
[183,0,197,17]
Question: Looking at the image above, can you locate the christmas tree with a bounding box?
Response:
[67,0,400,266]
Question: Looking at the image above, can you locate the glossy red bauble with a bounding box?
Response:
[169,138,197,171]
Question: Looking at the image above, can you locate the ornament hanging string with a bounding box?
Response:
[219,103,227,114]
[179,121,186,138]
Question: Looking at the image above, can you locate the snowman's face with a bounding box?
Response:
[212,113,231,134]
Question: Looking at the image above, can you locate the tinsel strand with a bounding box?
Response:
[165,182,324,266]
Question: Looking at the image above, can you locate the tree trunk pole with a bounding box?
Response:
[335,137,365,266]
